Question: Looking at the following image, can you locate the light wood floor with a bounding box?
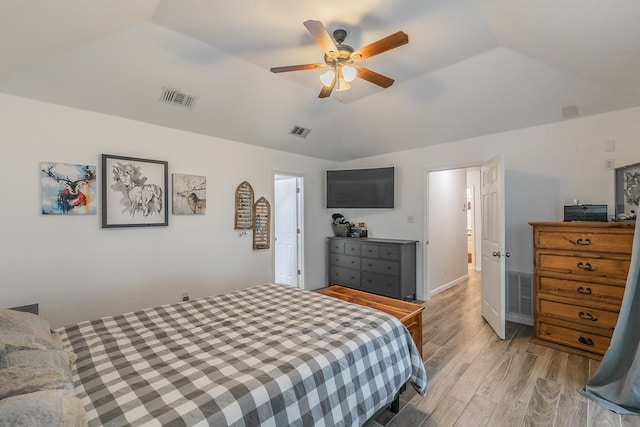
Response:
[374,269,640,427]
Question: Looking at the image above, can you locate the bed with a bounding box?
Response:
[3,283,427,426]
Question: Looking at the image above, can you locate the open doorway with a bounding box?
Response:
[424,158,507,339]
[424,166,481,299]
[274,173,303,287]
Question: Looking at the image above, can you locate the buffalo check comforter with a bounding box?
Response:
[56,283,427,426]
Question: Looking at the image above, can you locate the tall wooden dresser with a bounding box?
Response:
[529,222,635,359]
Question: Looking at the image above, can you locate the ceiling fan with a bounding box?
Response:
[270,20,409,99]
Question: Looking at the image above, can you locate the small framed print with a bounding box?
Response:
[102,154,168,228]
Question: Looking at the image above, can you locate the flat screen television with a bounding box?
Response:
[326,167,395,208]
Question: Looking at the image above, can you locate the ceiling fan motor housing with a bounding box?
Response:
[322,29,355,65]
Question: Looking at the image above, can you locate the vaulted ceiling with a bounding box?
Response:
[1,0,639,161]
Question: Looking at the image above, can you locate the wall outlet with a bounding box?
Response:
[604,159,615,170]
[182,292,189,302]
[605,140,615,152]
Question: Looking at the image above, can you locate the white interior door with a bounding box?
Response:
[274,176,299,286]
[481,153,506,339]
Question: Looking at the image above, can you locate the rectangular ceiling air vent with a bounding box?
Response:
[290,126,311,139]
[160,87,197,109]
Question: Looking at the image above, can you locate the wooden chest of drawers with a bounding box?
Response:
[529,222,635,359]
[327,237,418,300]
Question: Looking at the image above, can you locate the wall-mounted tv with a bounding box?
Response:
[326,166,395,208]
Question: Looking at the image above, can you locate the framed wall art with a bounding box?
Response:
[172,173,206,215]
[41,162,97,215]
[253,196,271,250]
[102,154,168,228]
[615,161,640,221]
[235,181,254,229]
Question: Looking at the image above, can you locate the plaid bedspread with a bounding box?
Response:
[56,284,427,427]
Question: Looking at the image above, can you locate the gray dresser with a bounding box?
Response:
[327,237,418,300]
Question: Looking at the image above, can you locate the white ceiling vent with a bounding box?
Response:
[290,126,311,139]
[160,87,197,109]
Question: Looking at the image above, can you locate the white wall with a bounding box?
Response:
[0,94,335,327]
[427,169,468,294]
[3,92,639,326]
[339,107,640,298]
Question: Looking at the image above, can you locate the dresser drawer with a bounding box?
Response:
[328,266,360,287]
[344,242,362,256]
[537,252,630,280]
[537,321,611,355]
[535,230,633,253]
[539,299,619,330]
[537,275,625,303]
[330,254,361,269]
[362,244,379,258]
[362,259,399,275]
[330,240,345,254]
[379,245,401,260]
[362,272,400,298]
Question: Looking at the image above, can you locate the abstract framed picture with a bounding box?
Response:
[615,162,640,221]
[172,174,206,215]
[41,162,97,215]
[101,154,168,228]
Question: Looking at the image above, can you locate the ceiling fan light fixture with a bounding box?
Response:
[320,69,335,87]
[341,65,356,82]
[336,78,351,92]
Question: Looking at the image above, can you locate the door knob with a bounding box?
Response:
[492,251,511,258]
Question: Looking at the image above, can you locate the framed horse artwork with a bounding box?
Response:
[101,154,168,228]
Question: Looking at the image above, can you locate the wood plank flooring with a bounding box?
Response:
[373,269,640,427]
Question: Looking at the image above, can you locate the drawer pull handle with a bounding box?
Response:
[577,261,593,271]
[387,266,392,270]
[577,286,592,294]
[576,238,592,246]
[578,336,594,346]
[579,311,598,321]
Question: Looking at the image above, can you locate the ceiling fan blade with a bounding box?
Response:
[351,31,408,62]
[270,63,326,73]
[354,66,395,88]
[304,20,339,59]
[318,77,336,98]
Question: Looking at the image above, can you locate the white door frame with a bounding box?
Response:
[273,172,304,288]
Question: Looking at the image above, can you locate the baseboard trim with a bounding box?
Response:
[430,274,469,297]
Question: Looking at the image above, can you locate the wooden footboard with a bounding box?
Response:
[317,285,424,359]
